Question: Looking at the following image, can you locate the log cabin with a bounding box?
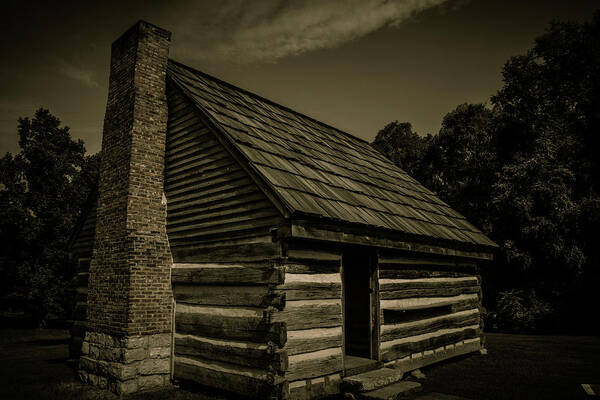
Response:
[69,21,497,398]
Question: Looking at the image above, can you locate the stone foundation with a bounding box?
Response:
[78,332,171,394]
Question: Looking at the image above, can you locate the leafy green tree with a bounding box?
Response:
[0,109,99,326]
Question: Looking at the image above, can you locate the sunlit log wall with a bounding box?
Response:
[275,243,345,400]
[377,249,483,372]
[171,262,288,399]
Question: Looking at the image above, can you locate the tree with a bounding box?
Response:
[0,109,99,326]
[371,121,429,178]
[373,11,600,332]
[488,13,600,329]
[425,103,497,232]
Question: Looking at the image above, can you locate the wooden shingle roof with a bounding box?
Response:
[167,60,496,249]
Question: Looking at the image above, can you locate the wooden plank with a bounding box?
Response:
[379,269,471,279]
[167,129,213,155]
[380,309,480,342]
[380,325,480,362]
[167,214,282,241]
[275,287,341,301]
[373,259,381,361]
[381,297,480,325]
[380,286,479,300]
[171,241,280,263]
[174,356,286,398]
[273,299,342,330]
[168,208,280,235]
[167,146,227,172]
[166,132,216,162]
[379,277,478,291]
[286,248,341,263]
[286,327,343,356]
[380,294,478,311]
[166,169,249,199]
[169,204,277,237]
[175,303,286,346]
[167,192,263,221]
[166,137,220,164]
[287,348,343,381]
[171,263,284,285]
[165,154,237,181]
[167,113,204,136]
[171,233,273,250]
[378,257,457,267]
[167,183,255,212]
[276,273,341,301]
[284,263,340,274]
[166,176,254,205]
[171,263,285,285]
[174,333,287,371]
[289,373,341,400]
[165,162,241,193]
[384,338,481,372]
[173,284,285,310]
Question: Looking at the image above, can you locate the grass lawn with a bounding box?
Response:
[0,329,598,399]
[420,333,600,399]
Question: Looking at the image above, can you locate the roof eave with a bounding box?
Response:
[278,214,497,261]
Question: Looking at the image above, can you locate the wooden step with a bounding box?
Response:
[345,356,383,376]
[342,367,404,392]
[359,381,422,399]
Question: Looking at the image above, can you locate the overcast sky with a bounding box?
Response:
[1,0,597,156]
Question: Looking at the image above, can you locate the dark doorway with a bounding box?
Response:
[342,248,377,359]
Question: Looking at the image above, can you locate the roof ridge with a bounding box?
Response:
[168,59,372,146]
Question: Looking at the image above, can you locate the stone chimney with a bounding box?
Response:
[79,21,173,395]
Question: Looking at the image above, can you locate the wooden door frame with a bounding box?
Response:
[370,251,380,360]
[341,247,380,360]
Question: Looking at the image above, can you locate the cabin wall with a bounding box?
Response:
[165,81,283,263]
[171,260,288,398]
[68,200,96,359]
[377,249,483,371]
[275,242,344,400]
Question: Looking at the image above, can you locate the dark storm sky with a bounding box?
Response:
[0,0,597,155]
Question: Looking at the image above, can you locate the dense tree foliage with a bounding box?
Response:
[372,122,430,177]
[373,12,600,332]
[0,109,99,326]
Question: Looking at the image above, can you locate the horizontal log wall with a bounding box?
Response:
[165,82,283,263]
[68,201,96,359]
[377,250,483,368]
[277,243,344,400]
[172,262,288,398]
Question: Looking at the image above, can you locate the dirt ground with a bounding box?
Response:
[0,329,598,399]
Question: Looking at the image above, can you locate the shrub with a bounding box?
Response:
[494,289,553,332]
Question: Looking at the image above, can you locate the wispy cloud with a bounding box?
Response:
[55,58,100,88]
[173,0,449,64]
